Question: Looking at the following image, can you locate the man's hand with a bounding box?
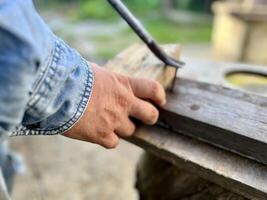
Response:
[63,63,166,149]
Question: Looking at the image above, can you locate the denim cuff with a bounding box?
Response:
[11,38,94,136]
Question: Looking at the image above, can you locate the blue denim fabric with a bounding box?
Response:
[0,0,94,138]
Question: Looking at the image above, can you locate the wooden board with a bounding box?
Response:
[104,43,180,89]
[104,44,267,198]
[105,43,267,164]
[129,125,267,200]
[160,78,267,164]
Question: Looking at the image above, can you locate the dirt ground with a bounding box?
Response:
[10,136,142,200]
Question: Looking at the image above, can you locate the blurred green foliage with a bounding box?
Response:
[78,0,214,19]
[144,19,211,43]
[37,0,215,19]
[92,17,212,60]
[79,0,115,19]
[78,0,161,20]
[37,0,213,60]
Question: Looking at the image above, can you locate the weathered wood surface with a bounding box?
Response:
[105,44,267,164]
[136,152,248,200]
[130,125,267,200]
[160,78,267,164]
[105,44,267,198]
[105,44,180,89]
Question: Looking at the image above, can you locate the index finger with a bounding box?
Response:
[129,77,166,106]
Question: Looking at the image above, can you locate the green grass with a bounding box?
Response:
[92,34,138,60]
[38,1,212,60]
[92,17,212,60]
[79,0,117,20]
[77,0,161,20]
[144,18,212,43]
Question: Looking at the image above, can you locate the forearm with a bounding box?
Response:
[0,28,36,139]
[14,38,94,136]
[0,0,165,149]
[0,0,94,137]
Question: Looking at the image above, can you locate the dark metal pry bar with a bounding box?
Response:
[107,0,185,89]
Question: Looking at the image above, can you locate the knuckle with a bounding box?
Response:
[96,126,119,148]
[103,138,119,149]
[117,75,131,89]
[125,124,136,137]
[148,108,159,124]
[151,81,161,97]
[104,143,117,149]
[114,92,130,108]
[118,96,130,108]
[96,131,119,149]
[131,123,136,134]
[97,129,112,139]
[104,108,120,124]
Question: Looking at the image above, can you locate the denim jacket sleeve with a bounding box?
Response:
[0,0,94,138]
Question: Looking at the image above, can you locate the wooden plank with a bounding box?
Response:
[104,44,267,197]
[105,43,267,164]
[104,44,181,89]
[128,125,267,200]
[160,78,267,164]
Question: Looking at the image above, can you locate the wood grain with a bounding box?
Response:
[104,44,267,198]
[129,125,267,200]
[104,44,181,89]
[105,43,267,164]
[160,78,267,164]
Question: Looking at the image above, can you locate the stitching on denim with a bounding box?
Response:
[27,39,65,113]
[11,61,94,136]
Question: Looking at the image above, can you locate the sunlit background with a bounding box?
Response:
[34,0,214,62]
